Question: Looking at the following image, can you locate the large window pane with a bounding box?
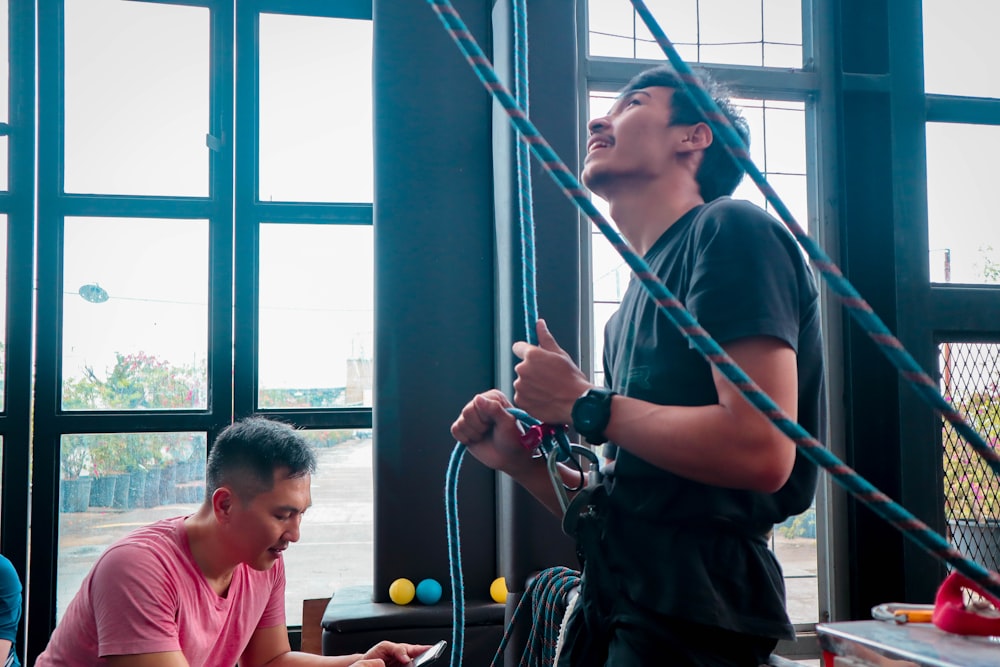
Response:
[284,429,373,625]
[923,0,1000,98]
[258,224,373,409]
[63,0,209,196]
[258,14,373,203]
[586,90,816,624]
[57,432,206,621]
[587,0,803,68]
[926,123,1000,285]
[62,218,209,410]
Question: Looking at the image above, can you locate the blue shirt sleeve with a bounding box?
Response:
[0,555,22,643]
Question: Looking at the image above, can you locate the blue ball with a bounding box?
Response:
[416,578,443,605]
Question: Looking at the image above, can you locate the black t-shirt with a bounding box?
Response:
[598,197,826,639]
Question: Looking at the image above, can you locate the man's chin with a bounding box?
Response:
[580,168,609,197]
[249,553,281,571]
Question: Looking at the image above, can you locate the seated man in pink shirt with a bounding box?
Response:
[38,417,427,667]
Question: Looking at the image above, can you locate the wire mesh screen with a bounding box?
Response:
[939,342,1000,573]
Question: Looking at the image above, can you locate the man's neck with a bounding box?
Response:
[184,510,238,596]
[603,179,704,256]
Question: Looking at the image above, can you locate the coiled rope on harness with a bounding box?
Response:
[491,566,581,667]
[429,0,1000,662]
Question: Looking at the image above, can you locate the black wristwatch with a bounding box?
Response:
[571,388,617,445]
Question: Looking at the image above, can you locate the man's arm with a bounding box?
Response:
[241,625,426,667]
[603,335,798,492]
[512,321,798,493]
[106,651,189,667]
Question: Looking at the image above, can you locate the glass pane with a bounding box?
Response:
[62,218,209,410]
[923,0,1000,98]
[63,0,209,196]
[259,14,373,203]
[0,215,6,412]
[57,432,207,621]
[939,343,1000,572]
[258,224,373,409]
[588,0,802,68]
[772,505,818,625]
[0,0,9,191]
[926,123,1000,285]
[284,428,373,625]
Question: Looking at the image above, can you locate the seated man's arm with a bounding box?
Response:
[241,624,426,667]
[107,651,190,667]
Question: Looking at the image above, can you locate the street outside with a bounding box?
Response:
[57,437,819,630]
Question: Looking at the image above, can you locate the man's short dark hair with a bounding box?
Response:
[621,65,750,202]
[205,416,317,501]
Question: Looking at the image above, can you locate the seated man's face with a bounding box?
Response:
[228,469,312,571]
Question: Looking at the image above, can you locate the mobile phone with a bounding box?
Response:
[409,639,447,667]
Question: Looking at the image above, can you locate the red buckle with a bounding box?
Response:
[932,571,1000,636]
[519,423,564,452]
[519,424,545,450]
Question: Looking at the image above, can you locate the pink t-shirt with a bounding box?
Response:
[37,516,286,666]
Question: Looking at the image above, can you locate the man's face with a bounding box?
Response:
[227,469,312,571]
[582,86,691,196]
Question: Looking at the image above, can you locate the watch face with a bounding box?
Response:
[572,390,613,442]
[575,400,602,430]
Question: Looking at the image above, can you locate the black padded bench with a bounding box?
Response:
[321,585,507,664]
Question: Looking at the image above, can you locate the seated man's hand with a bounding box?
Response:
[359,641,428,666]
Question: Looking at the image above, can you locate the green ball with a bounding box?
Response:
[389,578,415,605]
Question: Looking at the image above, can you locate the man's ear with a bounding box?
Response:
[680,122,713,152]
[212,486,234,522]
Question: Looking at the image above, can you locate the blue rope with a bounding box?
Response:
[445,443,466,667]
[513,0,538,345]
[424,0,1000,600]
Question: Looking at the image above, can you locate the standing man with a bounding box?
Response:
[38,417,427,667]
[452,65,825,666]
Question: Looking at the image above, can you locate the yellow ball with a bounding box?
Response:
[490,577,508,604]
[389,578,415,605]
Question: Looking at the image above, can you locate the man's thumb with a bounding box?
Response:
[535,319,562,352]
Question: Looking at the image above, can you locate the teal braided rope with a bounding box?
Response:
[425,0,1000,598]
[489,566,581,667]
[628,0,1000,482]
[513,0,538,345]
[445,443,467,667]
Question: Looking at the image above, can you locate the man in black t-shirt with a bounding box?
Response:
[451,65,826,666]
